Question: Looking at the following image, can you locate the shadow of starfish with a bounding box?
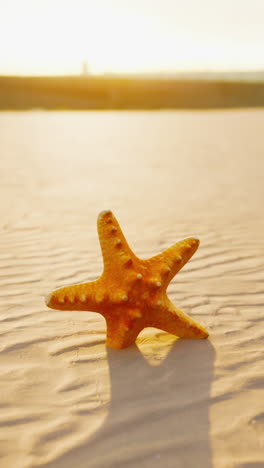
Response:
[43,336,215,468]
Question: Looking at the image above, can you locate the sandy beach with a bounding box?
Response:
[0,109,263,468]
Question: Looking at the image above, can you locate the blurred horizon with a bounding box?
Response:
[1,69,264,79]
[1,70,264,81]
[1,0,264,76]
[1,73,264,110]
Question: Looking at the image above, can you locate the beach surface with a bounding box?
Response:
[0,110,263,468]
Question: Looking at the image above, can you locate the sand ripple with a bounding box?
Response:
[0,110,263,468]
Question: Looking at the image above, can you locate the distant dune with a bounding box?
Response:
[0,74,264,109]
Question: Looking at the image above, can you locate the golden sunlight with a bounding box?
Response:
[0,0,264,75]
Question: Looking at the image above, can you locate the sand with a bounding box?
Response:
[0,110,263,468]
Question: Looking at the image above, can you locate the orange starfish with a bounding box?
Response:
[45,210,209,349]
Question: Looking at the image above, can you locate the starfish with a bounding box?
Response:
[45,210,209,349]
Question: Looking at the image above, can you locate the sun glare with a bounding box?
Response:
[0,0,264,75]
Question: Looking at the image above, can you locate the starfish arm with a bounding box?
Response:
[97,210,136,274]
[45,280,103,312]
[147,237,199,285]
[151,299,208,339]
[105,310,144,349]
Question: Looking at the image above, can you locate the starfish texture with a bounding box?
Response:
[45,211,209,349]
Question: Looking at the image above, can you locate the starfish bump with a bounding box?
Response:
[45,211,209,349]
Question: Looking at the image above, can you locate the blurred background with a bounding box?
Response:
[1,0,264,109]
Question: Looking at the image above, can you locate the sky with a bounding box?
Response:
[0,0,264,75]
